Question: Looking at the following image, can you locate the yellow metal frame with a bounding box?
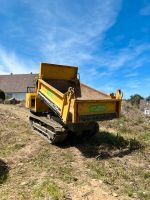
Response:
[26,93,49,113]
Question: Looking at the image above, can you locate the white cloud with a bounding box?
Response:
[125,79,141,89]
[124,72,138,78]
[0,0,122,74]
[0,46,37,74]
[123,77,150,98]
[95,43,150,70]
[27,0,122,65]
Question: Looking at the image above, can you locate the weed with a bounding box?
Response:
[33,178,64,200]
[58,166,75,183]
[138,191,150,200]
[88,161,108,180]
[143,172,150,179]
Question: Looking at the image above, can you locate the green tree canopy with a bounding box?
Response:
[146,96,150,101]
[128,94,144,108]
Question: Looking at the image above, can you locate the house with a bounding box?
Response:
[0,73,37,100]
[144,108,150,116]
[140,99,150,116]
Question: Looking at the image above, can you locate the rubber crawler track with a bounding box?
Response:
[29,113,67,144]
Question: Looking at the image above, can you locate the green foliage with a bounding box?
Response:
[128,94,144,108]
[0,89,5,100]
[33,179,64,200]
[146,96,150,101]
[0,159,9,184]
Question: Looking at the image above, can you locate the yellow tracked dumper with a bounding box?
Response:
[26,63,122,143]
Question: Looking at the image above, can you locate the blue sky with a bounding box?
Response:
[0,0,150,98]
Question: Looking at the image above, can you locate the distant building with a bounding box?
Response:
[140,99,150,116]
[0,73,37,100]
[144,108,150,116]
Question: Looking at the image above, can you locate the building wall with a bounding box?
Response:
[6,92,26,100]
[144,109,150,116]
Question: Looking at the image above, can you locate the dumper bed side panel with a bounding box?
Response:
[73,99,121,123]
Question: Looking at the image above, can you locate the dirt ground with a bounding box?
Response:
[0,103,150,200]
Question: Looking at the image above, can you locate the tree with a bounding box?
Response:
[146,96,150,101]
[128,94,144,108]
[0,89,5,101]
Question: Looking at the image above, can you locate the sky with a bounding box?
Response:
[0,0,150,98]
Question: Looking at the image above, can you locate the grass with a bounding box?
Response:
[88,154,150,199]
[57,166,77,183]
[33,178,64,200]
[143,172,150,179]
[32,148,78,184]
[86,101,150,199]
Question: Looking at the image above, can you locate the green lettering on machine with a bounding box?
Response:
[89,105,106,113]
[47,90,54,97]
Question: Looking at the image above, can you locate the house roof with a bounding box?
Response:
[0,73,38,93]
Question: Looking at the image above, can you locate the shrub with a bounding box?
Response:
[0,90,5,101]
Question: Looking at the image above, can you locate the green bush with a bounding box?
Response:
[0,90,5,100]
[128,94,144,108]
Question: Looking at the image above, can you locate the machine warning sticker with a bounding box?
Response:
[89,105,106,113]
[47,90,54,97]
